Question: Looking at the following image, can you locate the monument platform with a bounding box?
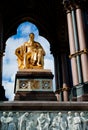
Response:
[14,69,57,101]
[0,101,88,130]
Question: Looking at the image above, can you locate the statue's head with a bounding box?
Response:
[29,33,35,40]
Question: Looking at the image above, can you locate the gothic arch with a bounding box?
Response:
[4,15,52,48]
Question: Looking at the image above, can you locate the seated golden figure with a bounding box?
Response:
[15,33,46,69]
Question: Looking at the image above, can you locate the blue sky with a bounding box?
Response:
[2,22,55,101]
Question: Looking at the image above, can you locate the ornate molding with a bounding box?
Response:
[55,86,70,94]
[69,48,88,58]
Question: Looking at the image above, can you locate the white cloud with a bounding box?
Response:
[3,81,15,101]
[44,58,54,72]
[17,22,39,37]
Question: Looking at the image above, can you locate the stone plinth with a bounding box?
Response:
[14,69,57,101]
[72,82,88,101]
[0,101,88,130]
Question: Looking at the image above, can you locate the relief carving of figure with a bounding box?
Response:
[1,112,8,130]
[7,112,16,130]
[15,33,46,69]
[14,112,20,130]
[26,120,36,130]
[18,112,29,130]
[80,112,88,130]
[37,113,50,130]
[49,115,61,130]
[49,112,67,130]
[67,111,73,130]
[57,112,67,130]
[73,112,82,130]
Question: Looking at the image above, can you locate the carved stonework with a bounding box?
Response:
[15,79,52,91]
[15,69,53,92]
[0,111,88,130]
[14,69,56,101]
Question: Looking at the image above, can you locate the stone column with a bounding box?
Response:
[0,53,3,86]
[0,13,8,101]
[54,53,63,101]
[71,8,83,84]
[61,53,69,101]
[66,10,79,86]
[63,0,88,101]
[0,14,3,87]
[76,7,88,82]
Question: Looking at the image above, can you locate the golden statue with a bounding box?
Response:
[15,33,46,69]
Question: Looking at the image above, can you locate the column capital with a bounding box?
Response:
[63,0,87,12]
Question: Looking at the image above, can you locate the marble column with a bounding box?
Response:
[76,7,88,82]
[54,54,63,101]
[61,53,69,101]
[67,10,79,86]
[71,8,83,84]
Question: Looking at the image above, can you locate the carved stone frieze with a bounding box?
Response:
[0,111,88,130]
